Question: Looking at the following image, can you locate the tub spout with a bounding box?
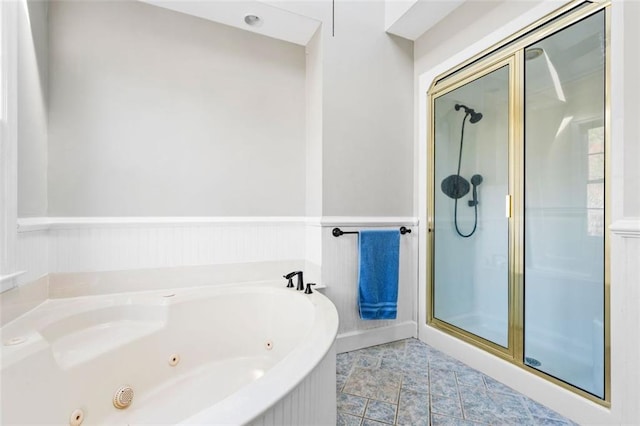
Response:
[295,271,304,291]
[284,271,304,290]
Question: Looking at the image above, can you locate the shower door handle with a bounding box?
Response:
[505,195,512,218]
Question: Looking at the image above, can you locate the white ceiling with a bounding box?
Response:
[139,0,467,46]
[385,0,466,41]
[138,0,321,46]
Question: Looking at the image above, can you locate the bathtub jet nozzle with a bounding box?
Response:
[113,385,134,409]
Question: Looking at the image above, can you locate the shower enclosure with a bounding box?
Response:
[427,0,609,403]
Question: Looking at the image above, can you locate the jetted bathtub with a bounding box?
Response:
[1,281,339,425]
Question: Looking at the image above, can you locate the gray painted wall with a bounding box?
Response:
[18,0,48,217]
[273,1,414,217]
[25,0,415,218]
[623,1,640,217]
[414,1,534,76]
[321,1,414,216]
[47,0,306,217]
[305,29,323,217]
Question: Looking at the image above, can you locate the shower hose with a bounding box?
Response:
[454,113,478,238]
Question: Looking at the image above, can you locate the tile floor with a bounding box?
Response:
[336,338,577,426]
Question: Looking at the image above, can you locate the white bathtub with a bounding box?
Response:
[1,281,339,425]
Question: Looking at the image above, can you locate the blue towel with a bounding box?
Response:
[358,230,400,320]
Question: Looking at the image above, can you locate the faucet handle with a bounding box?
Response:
[304,283,316,294]
[283,273,296,288]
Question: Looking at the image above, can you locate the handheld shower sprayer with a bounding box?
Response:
[440,104,484,238]
[468,174,483,207]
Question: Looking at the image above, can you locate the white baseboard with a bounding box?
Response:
[336,321,417,353]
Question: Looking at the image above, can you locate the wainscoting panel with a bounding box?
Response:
[320,219,419,349]
[610,218,640,423]
[249,343,336,426]
[16,229,48,285]
[23,218,307,273]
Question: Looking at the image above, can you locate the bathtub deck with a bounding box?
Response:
[336,338,577,426]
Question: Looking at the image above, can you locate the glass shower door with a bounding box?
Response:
[523,10,606,398]
[432,62,511,348]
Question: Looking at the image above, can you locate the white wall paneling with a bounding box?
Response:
[320,217,419,351]
[18,217,307,274]
[610,218,640,423]
[305,217,323,267]
[15,229,48,286]
[49,223,302,273]
[249,343,336,426]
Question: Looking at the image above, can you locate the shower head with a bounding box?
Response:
[469,112,483,123]
[455,104,483,123]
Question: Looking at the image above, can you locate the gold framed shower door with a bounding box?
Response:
[426,0,611,406]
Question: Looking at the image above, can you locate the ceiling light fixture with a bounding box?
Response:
[244,14,262,27]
